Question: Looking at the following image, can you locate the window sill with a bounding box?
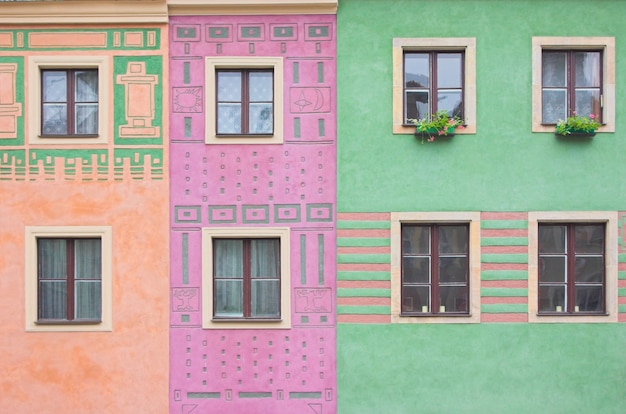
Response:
[39,134,99,139]
[401,313,470,317]
[211,318,282,323]
[536,313,608,317]
[35,319,102,325]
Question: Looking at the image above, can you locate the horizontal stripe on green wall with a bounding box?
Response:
[619,304,626,313]
[481,304,528,313]
[338,271,390,281]
[481,270,528,280]
[337,238,390,247]
[337,288,390,297]
[481,237,529,246]
[618,288,626,297]
[481,254,528,263]
[481,288,528,297]
[619,271,626,280]
[618,254,626,263]
[337,305,390,315]
[338,254,390,264]
[337,220,390,229]
[481,220,528,229]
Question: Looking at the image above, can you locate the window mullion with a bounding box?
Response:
[68,70,76,135]
[431,225,439,313]
[243,239,252,317]
[242,70,249,134]
[430,52,437,115]
[566,225,576,313]
[67,239,75,321]
[567,52,575,117]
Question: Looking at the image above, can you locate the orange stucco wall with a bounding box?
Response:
[0,181,169,413]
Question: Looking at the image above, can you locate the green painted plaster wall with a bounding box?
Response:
[337,324,626,413]
[337,0,626,212]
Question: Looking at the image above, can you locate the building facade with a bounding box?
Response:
[336,0,625,413]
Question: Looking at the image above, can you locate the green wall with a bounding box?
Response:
[337,324,626,414]
[337,0,626,212]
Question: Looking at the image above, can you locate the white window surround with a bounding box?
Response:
[25,226,112,332]
[28,55,110,145]
[205,56,284,145]
[532,36,615,133]
[390,212,481,324]
[528,211,618,323]
[392,37,476,135]
[202,227,291,329]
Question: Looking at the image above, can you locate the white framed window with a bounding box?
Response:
[202,227,291,329]
[391,212,481,324]
[25,226,112,332]
[393,38,476,135]
[528,212,617,323]
[205,56,284,145]
[28,55,110,145]
[532,37,615,133]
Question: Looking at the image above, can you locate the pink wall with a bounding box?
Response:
[169,15,337,413]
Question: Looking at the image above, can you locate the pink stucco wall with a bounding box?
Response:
[169,15,337,413]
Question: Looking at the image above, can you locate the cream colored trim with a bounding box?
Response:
[390,212,481,324]
[168,0,337,15]
[528,211,617,323]
[28,55,110,146]
[202,227,291,329]
[25,226,113,332]
[206,56,284,145]
[531,37,615,133]
[392,38,476,135]
[0,1,168,24]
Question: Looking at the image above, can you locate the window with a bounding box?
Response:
[393,38,476,134]
[25,226,112,332]
[404,51,464,122]
[206,57,284,145]
[28,55,109,145]
[216,69,273,135]
[401,224,469,315]
[391,212,480,324]
[41,68,98,136]
[532,37,615,133]
[538,223,605,314]
[213,238,280,319]
[528,212,618,323]
[202,227,291,329]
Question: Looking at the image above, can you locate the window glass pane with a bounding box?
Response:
[214,239,243,277]
[217,72,241,102]
[538,285,566,312]
[42,104,68,135]
[439,285,468,312]
[75,70,98,102]
[404,53,429,88]
[251,280,280,317]
[75,280,102,319]
[439,257,467,283]
[437,90,462,118]
[542,89,567,123]
[75,239,101,279]
[438,226,467,254]
[405,90,429,122]
[575,257,603,283]
[249,71,273,101]
[575,225,604,254]
[542,52,567,87]
[437,53,462,88]
[248,103,273,134]
[251,239,280,278]
[574,52,600,87]
[42,71,67,102]
[401,286,429,313]
[217,103,242,134]
[539,256,566,282]
[75,104,98,135]
[214,280,243,317]
[402,226,429,254]
[574,89,601,120]
[575,285,603,312]
[539,225,566,253]
[38,239,67,279]
[402,257,430,284]
[39,280,67,319]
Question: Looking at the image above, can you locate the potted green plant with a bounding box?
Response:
[409,110,464,142]
[555,113,600,137]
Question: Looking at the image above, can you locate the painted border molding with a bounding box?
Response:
[168,0,338,15]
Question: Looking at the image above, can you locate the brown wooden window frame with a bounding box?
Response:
[37,237,102,324]
[40,68,99,137]
[400,223,470,316]
[403,50,465,124]
[212,237,281,320]
[541,49,603,125]
[538,223,606,315]
[215,68,274,136]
